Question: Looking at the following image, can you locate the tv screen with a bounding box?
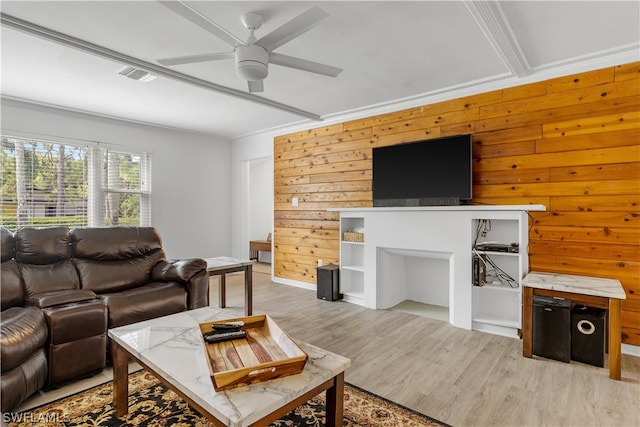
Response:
[372,134,472,206]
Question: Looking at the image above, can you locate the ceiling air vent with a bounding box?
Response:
[116,66,157,83]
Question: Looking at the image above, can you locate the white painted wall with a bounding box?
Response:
[230,132,274,261]
[249,157,273,263]
[249,158,272,241]
[1,98,231,259]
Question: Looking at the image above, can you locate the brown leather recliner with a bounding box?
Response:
[0,226,209,413]
[0,228,48,413]
[69,227,209,327]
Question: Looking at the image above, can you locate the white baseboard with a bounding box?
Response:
[272,276,316,291]
[622,343,640,357]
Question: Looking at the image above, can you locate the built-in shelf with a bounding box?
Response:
[474,284,520,293]
[472,313,520,329]
[472,216,528,336]
[331,205,545,337]
[338,214,366,305]
[474,250,520,257]
[342,265,365,272]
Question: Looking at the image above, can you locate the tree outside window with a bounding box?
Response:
[1,136,151,231]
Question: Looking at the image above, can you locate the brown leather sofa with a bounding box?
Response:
[0,226,209,412]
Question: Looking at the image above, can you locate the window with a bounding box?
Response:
[100,149,151,226]
[1,136,151,231]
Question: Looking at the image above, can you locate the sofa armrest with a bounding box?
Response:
[28,289,97,309]
[152,258,209,309]
[152,258,206,282]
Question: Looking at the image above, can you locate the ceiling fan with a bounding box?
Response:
[157,1,343,93]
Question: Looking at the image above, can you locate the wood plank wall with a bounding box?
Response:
[273,62,640,345]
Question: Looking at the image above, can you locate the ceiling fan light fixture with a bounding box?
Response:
[235,44,268,81]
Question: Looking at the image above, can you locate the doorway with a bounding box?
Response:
[247,157,273,267]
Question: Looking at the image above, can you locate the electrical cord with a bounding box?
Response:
[474,219,491,247]
[483,253,518,288]
[472,219,518,288]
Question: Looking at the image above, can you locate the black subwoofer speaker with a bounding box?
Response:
[316,264,342,301]
[571,305,606,367]
[533,295,571,363]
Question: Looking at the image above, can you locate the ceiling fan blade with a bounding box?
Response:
[256,6,329,52]
[248,80,264,93]
[157,51,234,66]
[158,0,244,47]
[270,52,342,77]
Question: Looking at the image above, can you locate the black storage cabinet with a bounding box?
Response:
[533,295,571,363]
[316,264,342,301]
[571,305,606,367]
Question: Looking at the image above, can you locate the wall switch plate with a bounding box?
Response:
[292,197,299,207]
[317,259,323,267]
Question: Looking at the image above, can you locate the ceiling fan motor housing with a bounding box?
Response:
[236,44,268,81]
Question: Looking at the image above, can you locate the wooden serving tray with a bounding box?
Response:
[199,314,308,391]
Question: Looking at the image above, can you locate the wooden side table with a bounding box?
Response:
[204,257,253,316]
[522,271,626,380]
[249,240,271,261]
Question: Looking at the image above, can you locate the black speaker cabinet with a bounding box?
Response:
[316,264,342,301]
[533,295,571,363]
[571,305,606,367]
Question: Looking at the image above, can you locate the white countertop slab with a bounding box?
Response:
[522,271,626,300]
[328,204,546,212]
[108,307,351,427]
[204,256,252,270]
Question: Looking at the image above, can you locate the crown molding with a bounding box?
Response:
[464,1,530,78]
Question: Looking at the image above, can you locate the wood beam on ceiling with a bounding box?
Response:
[0,12,323,122]
[463,1,531,78]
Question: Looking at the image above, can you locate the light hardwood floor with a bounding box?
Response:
[243,268,640,427]
[16,265,640,426]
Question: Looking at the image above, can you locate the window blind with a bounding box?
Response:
[1,136,151,231]
[101,149,151,226]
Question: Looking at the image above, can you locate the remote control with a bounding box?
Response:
[212,321,245,331]
[204,330,247,343]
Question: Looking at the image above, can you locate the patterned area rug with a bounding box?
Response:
[7,371,448,426]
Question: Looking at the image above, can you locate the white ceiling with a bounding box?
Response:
[1,1,639,140]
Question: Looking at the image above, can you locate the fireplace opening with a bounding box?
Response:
[377,247,453,322]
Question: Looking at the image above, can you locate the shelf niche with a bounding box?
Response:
[377,247,451,317]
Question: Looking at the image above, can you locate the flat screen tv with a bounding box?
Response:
[372,134,472,206]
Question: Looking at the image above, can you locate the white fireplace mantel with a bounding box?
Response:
[329,205,546,337]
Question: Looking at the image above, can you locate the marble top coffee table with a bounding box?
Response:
[108,307,351,426]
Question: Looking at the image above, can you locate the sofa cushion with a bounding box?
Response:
[15,227,70,264]
[100,282,187,328]
[19,260,80,297]
[74,250,165,293]
[1,227,15,262]
[1,306,48,372]
[1,260,24,311]
[71,227,162,260]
